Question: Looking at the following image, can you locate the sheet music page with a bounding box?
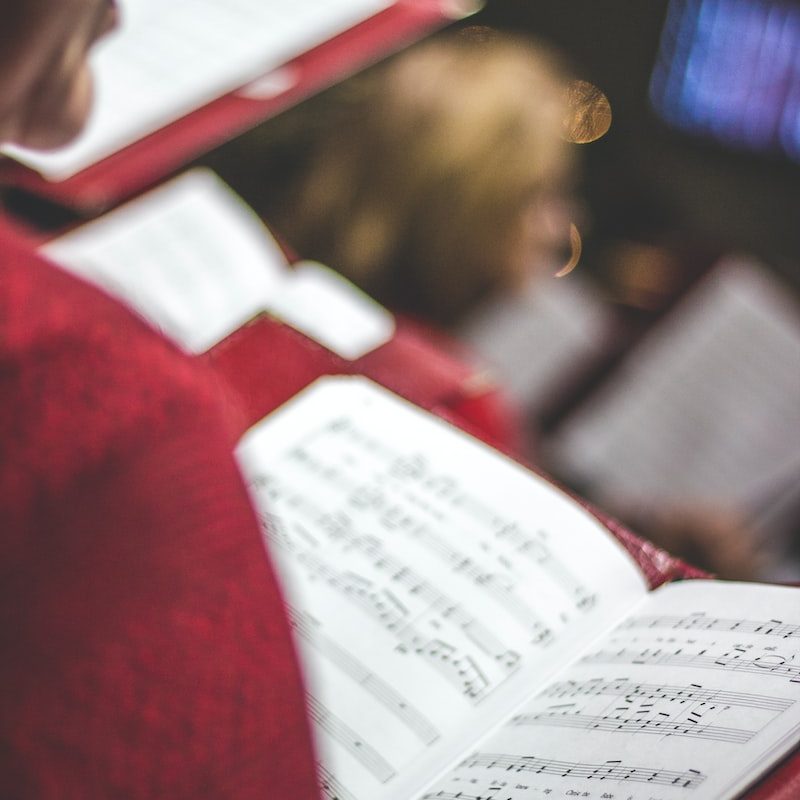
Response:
[422,580,800,800]
[236,376,648,800]
[546,256,800,517]
[2,0,393,179]
[42,170,288,353]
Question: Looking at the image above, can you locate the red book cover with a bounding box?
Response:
[0,0,473,212]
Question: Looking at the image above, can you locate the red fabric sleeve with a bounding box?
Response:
[1,399,320,800]
[0,230,320,799]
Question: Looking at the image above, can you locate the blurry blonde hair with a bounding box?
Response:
[241,31,573,326]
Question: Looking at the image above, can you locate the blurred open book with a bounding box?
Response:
[544,257,800,580]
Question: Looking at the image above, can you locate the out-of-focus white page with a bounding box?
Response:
[43,169,288,353]
[422,580,800,800]
[270,262,395,360]
[547,257,800,514]
[458,275,612,412]
[3,0,392,179]
[236,376,648,800]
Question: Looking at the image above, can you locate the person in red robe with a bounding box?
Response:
[0,2,319,797]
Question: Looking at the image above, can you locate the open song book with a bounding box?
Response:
[236,376,800,800]
[1,0,394,181]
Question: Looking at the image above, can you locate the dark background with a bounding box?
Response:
[470,0,800,288]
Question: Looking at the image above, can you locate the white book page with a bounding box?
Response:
[42,171,396,358]
[2,0,393,179]
[422,580,800,800]
[547,257,800,514]
[270,262,396,360]
[236,376,648,800]
[42,170,288,353]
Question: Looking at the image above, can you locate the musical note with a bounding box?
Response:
[358,444,595,617]
[541,678,795,713]
[421,792,512,800]
[581,647,800,683]
[450,752,707,789]
[260,416,600,660]
[421,792,509,800]
[327,416,351,434]
[315,531,520,665]
[510,711,755,744]
[416,640,491,700]
[296,551,511,700]
[395,522,551,640]
[349,476,557,640]
[297,552,410,630]
[495,523,596,609]
[287,445,350,491]
[262,467,523,666]
[348,484,387,512]
[340,422,395,459]
[318,764,359,800]
[623,613,800,639]
[389,453,428,481]
[256,507,295,551]
[307,696,397,784]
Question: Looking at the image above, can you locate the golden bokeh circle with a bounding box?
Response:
[554,223,582,278]
[563,80,612,144]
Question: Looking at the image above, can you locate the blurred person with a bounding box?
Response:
[602,500,765,582]
[204,30,577,457]
[1,1,319,797]
[0,0,116,149]
[211,30,577,330]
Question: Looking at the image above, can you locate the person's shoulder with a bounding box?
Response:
[0,226,231,514]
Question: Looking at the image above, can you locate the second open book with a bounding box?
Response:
[235,376,800,800]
